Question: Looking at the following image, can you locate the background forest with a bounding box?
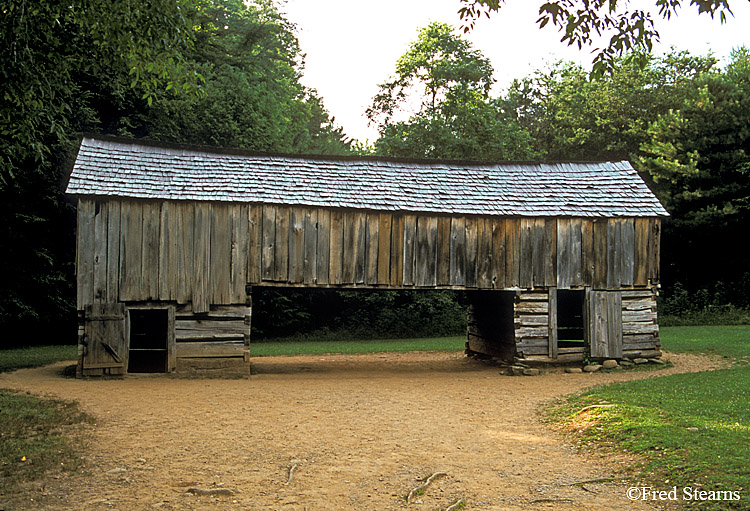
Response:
[1,0,748,345]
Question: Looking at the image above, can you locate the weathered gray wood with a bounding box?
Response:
[261,205,276,281]
[176,341,246,358]
[390,214,404,286]
[491,218,506,289]
[476,217,492,288]
[378,213,392,285]
[141,202,160,301]
[167,306,176,371]
[580,219,594,286]
[592,218,608,289]
[647,218,661,283]
[274,206,289,282]
[316,208,331,285]
[119,201,143,302]
[556,218,571,289]
[623,322,659,335]
[505,219,520,288]
[531,218,546,288]
[548,287,558,358]
[105,201,121,303]
[588,290,623,358]
[210,203,232,303]
[608,291,623,358]
[329,209,344,285]
[176,318,249,340]
[303,208,318,285]
[516,314,549,326]
[544,218,557,288]
[569,218,583,287]
[514,301,549,314]
[176,202,195,305]
[402,214,417,286]
[620,218,635,287]
[247,205,262,284]
[365,213,379,285]
[175,304,251,319]
[416,216,438,287]
[83,303,127,374]
[157,202,175,301]
[289,207,305,284]
[464,216,478,288]
[607,219,621,289]
[341,211,357,284]
[436,216,451,286]
[230,204,249,303]
[449,217,466,286]
[77,200,95,308]
[353,211,366,284]
[193,202,211,314]
[515,326,549,339]
[92,201,108,304]
[633,218,649,286]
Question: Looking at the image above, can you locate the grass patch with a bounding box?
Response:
[0,345,77,373]
[249,336,465,357]
[0,390,91,492]
[546,326,750,508]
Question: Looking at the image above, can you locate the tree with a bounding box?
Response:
[457,0,737,75]
[502,50,717,160]
[637,47,750,294]
[368,22,537,160]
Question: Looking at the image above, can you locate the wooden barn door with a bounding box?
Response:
[82,303,127,376]
[585,290,623,359]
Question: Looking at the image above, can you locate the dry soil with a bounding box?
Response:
[0,351,726,510]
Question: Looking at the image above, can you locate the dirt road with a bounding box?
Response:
[0,351,723,510]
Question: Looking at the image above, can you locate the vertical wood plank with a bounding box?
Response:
[608,291,623,358]
[274,206,289,282]
[581,219,594,287]
[341,210,356,284]
[303,208,318,285]
[531,218,546,288]
[548,287,558,358]
[620,218,635,287]
[390,214,404,286]
[543,218,557,288]
[231,204,249,303]
[377,213,392,285]
[210,203,231,303]
[402,214,417,286]
[247,205,262,284]
[366,213,379,285]
[158,202,171,301]
[77,199,95,308]
[519,218,534,288]
[633,218,648,286]
[607,219,621,289]
[261,205,276,281]
[415,216,438,287]
[193,202,211,313]
[647,218,661,283]
[316,208,331,285]
[556,218,571,289]
[491,218,506,289]
[105,201,121,303]
[436,216,451,286]
[353,211,366,284]
[449,217,466,286]
[329,209,344,285]
[465,217,478,288]
[569,218,583,287]
[476,217,492,289]
[119,201,143,302]
[593,218,608,289]
[93,201,108,304]
[289,207,305,284]
[176,202,195,305]
[167,306,176,372]
[141,202,160,301]
[505,218,520,288]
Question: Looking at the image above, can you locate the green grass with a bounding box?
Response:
[546,325,750,509]
[0,345,77,373]
[249,335,466,357]
[0,390,91,492]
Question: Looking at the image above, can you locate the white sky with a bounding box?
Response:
[281,0,750,142]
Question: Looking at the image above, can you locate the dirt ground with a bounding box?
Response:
[0,351,727,511]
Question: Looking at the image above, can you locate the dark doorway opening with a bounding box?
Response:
[557,290,585,348]
[128,309,169,373]
[466,290,516,361]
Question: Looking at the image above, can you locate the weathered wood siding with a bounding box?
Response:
[76,199,662,310]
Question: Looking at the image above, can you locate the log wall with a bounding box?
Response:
[76,199,662,311]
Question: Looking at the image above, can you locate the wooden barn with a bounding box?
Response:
[67,136,668,376]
